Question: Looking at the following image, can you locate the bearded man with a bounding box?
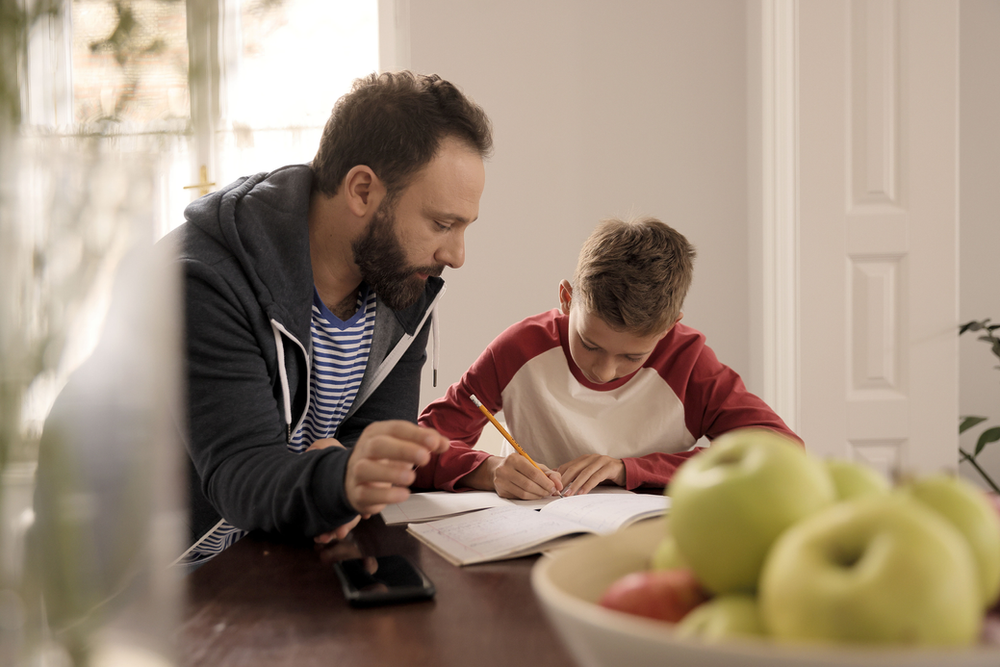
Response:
[167,72,492,564]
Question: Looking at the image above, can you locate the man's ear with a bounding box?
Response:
[558,280,573,316]
[342,165,384,218]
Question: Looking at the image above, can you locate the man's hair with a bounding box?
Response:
[311,71,493,197]
[573,216,696,337]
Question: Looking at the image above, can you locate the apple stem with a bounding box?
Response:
[959,448,1000,494]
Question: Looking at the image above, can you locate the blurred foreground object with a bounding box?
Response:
[1,119,184,667]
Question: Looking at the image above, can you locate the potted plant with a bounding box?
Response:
[959,318,1000,495]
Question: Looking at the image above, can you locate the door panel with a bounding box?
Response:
[795,0,959,476]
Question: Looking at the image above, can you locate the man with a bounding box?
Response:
[167,72,492,564]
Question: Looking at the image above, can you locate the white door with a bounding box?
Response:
[757,0,960,477]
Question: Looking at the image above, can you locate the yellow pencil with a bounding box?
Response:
[470,394,564,496]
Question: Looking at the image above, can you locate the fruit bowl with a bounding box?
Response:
[531,519,1000,667]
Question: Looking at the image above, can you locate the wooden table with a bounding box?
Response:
[177,515,579,667]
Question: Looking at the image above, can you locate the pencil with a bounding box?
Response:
[470,394,564,497]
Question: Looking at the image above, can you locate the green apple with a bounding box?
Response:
[759,495,981,646]
[675,594,765,641]
[902,473,1000,608]
[650,532,688,570]
[667,428,836,594]
[825,458,891,500]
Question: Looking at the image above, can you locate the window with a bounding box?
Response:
[7,0,383,432]
[22,0,381,237]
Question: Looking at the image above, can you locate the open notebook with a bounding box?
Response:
[381,486,634,525]
[406,492,669,566]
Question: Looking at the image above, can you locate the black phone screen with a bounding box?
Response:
[333,555,435,607]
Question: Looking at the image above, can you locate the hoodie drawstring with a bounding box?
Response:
[431,305,440,387]
[271,326,293,440]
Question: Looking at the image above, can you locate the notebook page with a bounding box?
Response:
[407,504,596,565]
[381,491,513,525]
[540,493,669,534]
[507,485,634,510]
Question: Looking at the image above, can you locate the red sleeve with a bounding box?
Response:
[621,449,707,490]
[412,359,496,491]
[657,325,800,445]
[413,311,559,491]
[619,325,802,489]
[414,312,563,491]
[689,349,800,445]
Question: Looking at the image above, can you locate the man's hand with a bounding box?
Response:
[489,453,564,500]
[343,420,449,518]
[313,515,361,544]
[556,454,626,496]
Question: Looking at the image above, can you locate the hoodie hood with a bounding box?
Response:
[183,166,316,347]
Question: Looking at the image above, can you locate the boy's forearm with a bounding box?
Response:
[457,455,500,491]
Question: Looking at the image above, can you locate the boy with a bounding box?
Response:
[414,216,797,499]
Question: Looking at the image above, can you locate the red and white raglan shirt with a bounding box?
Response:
[414,309,798,491]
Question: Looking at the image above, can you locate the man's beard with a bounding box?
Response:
[352,198,443,311]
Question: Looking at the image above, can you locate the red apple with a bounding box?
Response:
[988,492,1000,615]
[598,568,709,623]
[987,492,1000,520]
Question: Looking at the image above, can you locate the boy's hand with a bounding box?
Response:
[338,421,449,521]
[493,453,564,499]
[557,454,626,496]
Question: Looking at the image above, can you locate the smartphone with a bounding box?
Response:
[333,554,435,607]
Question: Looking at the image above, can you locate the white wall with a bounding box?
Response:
[405,0,752,410]
[959,0,1000,490]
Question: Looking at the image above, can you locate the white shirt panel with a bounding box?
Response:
[499,347,695,468]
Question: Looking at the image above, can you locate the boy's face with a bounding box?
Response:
[559,280,677,385]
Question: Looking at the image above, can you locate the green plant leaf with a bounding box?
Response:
[959,416,989,433]
[961,318,991,334]
[974,426,1000,456]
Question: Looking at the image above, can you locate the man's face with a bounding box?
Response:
[353,136,485,311]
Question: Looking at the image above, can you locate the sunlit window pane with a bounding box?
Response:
[216,0,379,184]
[70,0,190,130]
[228,0,378,129]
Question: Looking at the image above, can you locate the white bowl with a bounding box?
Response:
[531,519,1000,667]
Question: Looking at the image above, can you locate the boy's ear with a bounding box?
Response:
[658,312,684,340]
[343,165,385,218]
[558,280,573,315]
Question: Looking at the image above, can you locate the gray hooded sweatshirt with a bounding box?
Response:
[166,165,442,545]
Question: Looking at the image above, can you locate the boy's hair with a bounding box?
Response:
[312,71,493,197]
[573,216,696,337]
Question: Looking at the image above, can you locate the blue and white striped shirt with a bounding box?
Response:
[290,286,376,450]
